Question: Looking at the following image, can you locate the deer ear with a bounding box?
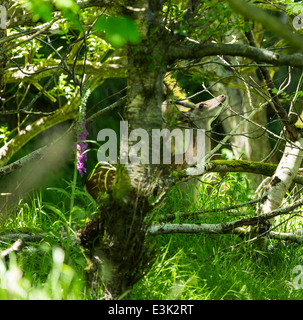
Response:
[198,103,206,109]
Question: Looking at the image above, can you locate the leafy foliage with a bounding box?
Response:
[2,0,303,300]
[24,0,53,22]
[94,16,140,48]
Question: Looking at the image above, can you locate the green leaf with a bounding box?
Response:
[94,16,140,47]
[54,0,82,31]
[62,9,83,31]
[272,88,278,94]
[26,0,53,22]
[54,0,79,13]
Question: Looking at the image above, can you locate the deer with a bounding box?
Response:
[85,94,226,202]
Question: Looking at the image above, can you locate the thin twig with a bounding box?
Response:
[0,239,25,260]
[86,96,127,125]
[0,109,56,116]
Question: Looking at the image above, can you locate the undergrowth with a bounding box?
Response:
[1,173,303,299]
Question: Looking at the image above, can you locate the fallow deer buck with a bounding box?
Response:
[85,94,226,202]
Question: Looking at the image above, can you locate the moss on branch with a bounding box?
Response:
[174,160,303,185]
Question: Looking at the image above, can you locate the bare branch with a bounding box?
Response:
[148,196,303,236]
[0,239,25,260]
[0,145,47,177]
[0,18,60,55]
[86,96,127,125]
[5,61,126,84]
[204,160,303,185]
[0,109,56,116]
[244,26,299,141]
[168,43,303,69]
[0,75,100,168]
[7,0,108,28]
[157,198,260,222]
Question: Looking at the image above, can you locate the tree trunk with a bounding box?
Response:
[78,1,168,299]
[259,138,303,226]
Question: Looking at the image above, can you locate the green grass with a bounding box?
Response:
[1,173,303,299]
[131,233,303,300]
[0,181,92,299]
[132,172,303,300]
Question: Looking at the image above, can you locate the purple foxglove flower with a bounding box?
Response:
[75,114,88,176]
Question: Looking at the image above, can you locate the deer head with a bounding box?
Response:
[175,95,226,131]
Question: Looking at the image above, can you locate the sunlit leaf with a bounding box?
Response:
[54,0,82,31]
[94,16,140,47]
[54,0,79,13]
[26,0,53,22]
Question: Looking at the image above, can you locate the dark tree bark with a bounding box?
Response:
[78,0,170,299]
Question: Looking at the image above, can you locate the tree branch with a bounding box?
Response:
[0,109,56,116]
[0,239,25,260]
[206,160,277,176]
[148,196,303,236]
[207,160,303,184]
[259,138,303,231]
[0,145,47,177]
[0,76,102,168]
[228,0,303,52]
[244,25,299,141]
[157,198,260,223]
[0,18,59,56]
[167,43,303,68]
[5,61,125,84]
[7,0,108,28]
[0,105,76,168]
[0,93,124,176]
[86,96,127,125]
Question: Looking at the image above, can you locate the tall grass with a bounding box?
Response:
[1,173,303,299]
[0,183,91,299]
[0,247,83,299]
[132,172,303,300]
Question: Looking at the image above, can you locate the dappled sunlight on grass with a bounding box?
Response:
[2,173,303,299]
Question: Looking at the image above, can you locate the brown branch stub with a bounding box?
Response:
[267,176,282,189]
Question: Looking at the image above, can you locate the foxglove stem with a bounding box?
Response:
[74,88,90,176]
[70,88,91,216]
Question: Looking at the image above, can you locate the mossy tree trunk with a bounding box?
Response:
[79,0,169,299]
